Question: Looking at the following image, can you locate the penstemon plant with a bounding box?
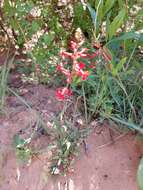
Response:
[55,39,112,101]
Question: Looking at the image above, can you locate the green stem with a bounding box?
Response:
[82,83,88,125]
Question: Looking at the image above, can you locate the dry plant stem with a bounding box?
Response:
[0,21,11,42]
[0,7,12,43]
[125,41,138,70]
[96,133,128,149]
[116,75,137,120]
[72,95,82,126]
[0,48,14,110]
[60,99,73,122]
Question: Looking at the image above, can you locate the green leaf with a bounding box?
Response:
[87,3,96,26]
[104,0,116,15]
[137,157,143,190]
[136,9,143,18]
[42,32,55,45]
[10,19,18,30]
[107,78,121,107]
[97,0,104,22]
[112,57,127,76]
[31,21,40,33]
[13,134,26,148]
[107,32,143,45]
[94,0,104,25]
[3,0,15,17]
[118,0,124,8]
[108,8,126,40]
[106,12,111,41]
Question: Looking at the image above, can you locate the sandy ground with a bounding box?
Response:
[0,85,142,190]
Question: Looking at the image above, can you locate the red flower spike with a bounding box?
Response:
[56,40,100,100]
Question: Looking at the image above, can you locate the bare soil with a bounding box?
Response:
[0,84,142,190]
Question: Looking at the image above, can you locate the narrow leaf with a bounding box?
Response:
[104,0,116,15]
[87,3,96,26]
[108,8,126,40]
[112,57,127,76]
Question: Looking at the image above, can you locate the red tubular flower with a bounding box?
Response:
[56,87,72,100]
[65,88,72,96]
[60,50,73,59]
[77,48,88,58]
[81,70,89,80]
[89,62,97,69]
[74,63,89,80]
[87,52,98,59]
[66,75,72,84]
[70,41,78,51]
[57,64,71,78]
[56,64,62,71]
[57,64,72,83]
[61,68,70,77]
[78,62,85,69]
[56,88,65,100]
[74,63,81,73]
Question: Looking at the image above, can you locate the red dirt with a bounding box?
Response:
[0,85,142,190]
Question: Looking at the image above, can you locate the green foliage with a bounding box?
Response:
[86,0,126,39]
[50,121,90,175]
[80,43,143,129]
[13,134,32,164]
[107,8,126,40]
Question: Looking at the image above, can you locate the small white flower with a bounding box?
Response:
[53,167,60,174]
[30,7,41,17]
